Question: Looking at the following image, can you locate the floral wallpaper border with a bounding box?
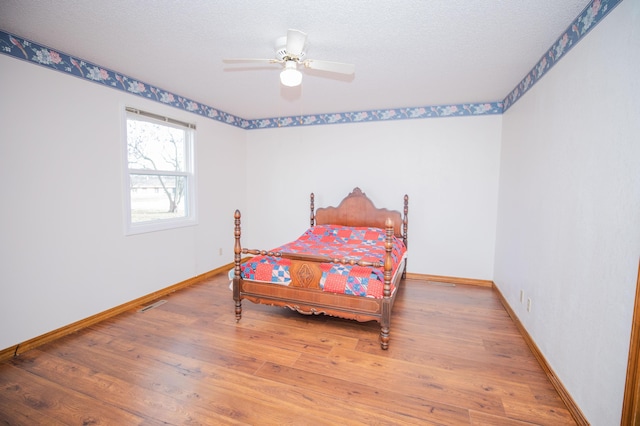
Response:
[502,0,622,111]
[252,102,503,129]
[0,30,250,128]
[0,0,621,128]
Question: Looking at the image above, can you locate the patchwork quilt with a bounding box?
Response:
[240,225,407,298]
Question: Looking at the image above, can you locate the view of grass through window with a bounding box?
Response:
[126,117,189,223]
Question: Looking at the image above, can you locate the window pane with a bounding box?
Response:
[130,174,187,223]
[127,119,186,172]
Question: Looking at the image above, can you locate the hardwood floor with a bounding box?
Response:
[0,274,576,425]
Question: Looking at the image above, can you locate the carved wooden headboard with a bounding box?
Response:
[312,187,406,238]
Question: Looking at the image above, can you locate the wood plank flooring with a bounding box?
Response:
[0,274,576,425]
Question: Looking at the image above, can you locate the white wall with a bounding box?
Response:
[0,55,247,350]
[244,116,502,280]
[494,1,640,424]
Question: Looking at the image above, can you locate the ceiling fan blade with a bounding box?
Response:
[223,58,281,64]
[303,59,355,75]
[286,29,307,56]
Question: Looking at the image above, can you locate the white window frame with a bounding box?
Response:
[122,107,197,235]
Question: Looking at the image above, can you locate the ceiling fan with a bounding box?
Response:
[223,29,355,87]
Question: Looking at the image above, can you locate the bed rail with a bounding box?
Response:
[240,249,384,269]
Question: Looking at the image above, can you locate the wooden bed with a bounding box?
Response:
[232,187,408,349]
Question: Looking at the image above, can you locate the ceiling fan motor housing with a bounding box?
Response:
[275,35,306,62]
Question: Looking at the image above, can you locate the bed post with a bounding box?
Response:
[233,209,242,322]
[383,218,394,298]
[380,217,394,350]
[402,194,409,279]
[310,192,315,227]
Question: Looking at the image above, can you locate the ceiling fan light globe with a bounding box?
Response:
[280,68,302,87]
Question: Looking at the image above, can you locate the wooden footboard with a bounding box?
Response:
[238,249,387,293]
[233,188,408,349]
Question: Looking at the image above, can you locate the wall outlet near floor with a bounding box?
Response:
[520,290,524,303]
[219,247,223,256]
[527,298,532,312]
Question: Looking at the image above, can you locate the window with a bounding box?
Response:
[123,107,196,234]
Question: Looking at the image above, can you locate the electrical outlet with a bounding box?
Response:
[219,247,223,256]
[527,298,532,312]
[520,290,524,303]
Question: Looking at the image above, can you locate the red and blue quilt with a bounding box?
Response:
[240,225,407,298]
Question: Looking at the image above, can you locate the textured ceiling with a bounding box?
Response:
[0,0,593,119]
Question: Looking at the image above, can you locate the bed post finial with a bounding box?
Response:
[310,192,315,227]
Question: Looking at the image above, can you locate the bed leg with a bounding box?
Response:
[235,300,242,322]
[380,296,391,349]
[233,278,242,322]
[380,326,390,350]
